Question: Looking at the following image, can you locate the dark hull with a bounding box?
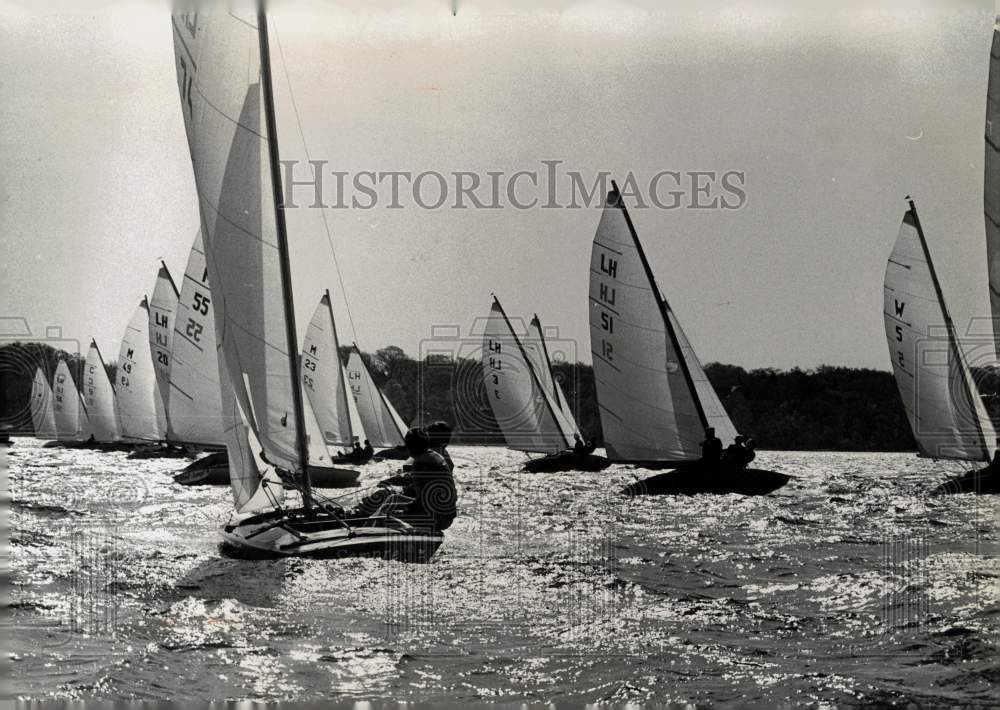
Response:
[127,445,192,460]
[623,467,791,496]
[523,450,610,473]
[173,452,360,488]
[931,469,1000,495]
[374,445,409,460]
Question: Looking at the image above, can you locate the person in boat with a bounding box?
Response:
[700,427,722,469]
[426,420,455,472]
[352,441,364,463]
[363,439,375,461]
[573,433,587,456]
[721,436,749,474]
[743,437,756,468]
[348,427,457,531]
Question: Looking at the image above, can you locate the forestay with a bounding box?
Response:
[884,200,996,462]
[116,299,163,442]
[30,367,57,440]
[173,9,303,472]
[83,340,120,442]
[170,230,226,447]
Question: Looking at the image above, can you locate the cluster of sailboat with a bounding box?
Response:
[19,7,1000,558]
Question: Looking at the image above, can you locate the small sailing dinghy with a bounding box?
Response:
[884,199,1000,494]
[30,366,58,443]
[116,298,166,448]
[130,263,189,459]
[343,345,409,461]
[82,339,130,451]
[173,7,439,558]
[51,359,94,447]
[482,296,609,472]
[588,182,788,495]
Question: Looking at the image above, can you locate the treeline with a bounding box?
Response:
[1,340,930,451]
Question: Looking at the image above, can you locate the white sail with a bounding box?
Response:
[220,353,285,512]
[666,307,739,449]
[83,340,119,442]
[884,200,996,461]
[589,185,724,463]
[30,367,57,440]
[170,230,226,447]
[526,315,581,441]
[482,298,572,453]
[985,24,1000,359]
[149,262,179,441]
[52,361,82,441]
[301,293,354,447]
[115,299,163,442]
[343,365,366,444]
[346,348,406,448]
[173,9,304,473]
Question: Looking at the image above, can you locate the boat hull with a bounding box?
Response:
[523,450,610,473]
[931,469,1000,495]
[623,467,791,496]
[220,509,443,560]
[174,452,360,488]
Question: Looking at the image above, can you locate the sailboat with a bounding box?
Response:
[884,199,999,494]
[115,298,165,445]
[590,182,789,495]
[172,7,440,557]
[344,346,409,458]
[29,366,57,442]
[82,339,121,445]
[482,297,608,471]
[51,359,92,445]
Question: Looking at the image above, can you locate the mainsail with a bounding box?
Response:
[482,298,574,453]
[884,199,996,461]
[149,262,180,441]
[985,23,1000,358]
[525,315,581,441]
[30,366,57,439]
[52,360,85,441]
[173,8,313,506]
[589,183,738,463]
[302,292,355,447]
[169,230,226,447]
[83,340,120,442]
[346,347,406,448]
[116,298,164,442]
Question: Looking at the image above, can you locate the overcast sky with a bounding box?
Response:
[1,0,997,371]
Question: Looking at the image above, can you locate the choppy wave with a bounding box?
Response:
[9,439,999,703]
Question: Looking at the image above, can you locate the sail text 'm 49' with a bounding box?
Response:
[302,292,355,447]
[173,9,307,479]
[116,298,164,442]
[884,200,996,461]
[589,183,738,463]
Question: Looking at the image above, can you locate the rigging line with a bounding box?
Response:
[271,19,360,345]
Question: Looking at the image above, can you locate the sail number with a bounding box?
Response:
[595,250,619,363]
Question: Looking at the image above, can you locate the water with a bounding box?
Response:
[8,438,999,704]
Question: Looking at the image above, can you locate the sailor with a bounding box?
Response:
[573,433,587,456]
[363,439,375,461]
[427,420,455,472]
[700,427,723,468]
[721,435,747,473]
[742,437,757,468]
[352,441,364,463]
[584,437,598,455]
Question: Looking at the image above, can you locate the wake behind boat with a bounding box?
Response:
[589,182,789,496]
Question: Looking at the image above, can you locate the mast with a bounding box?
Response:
[326,290,354,443]
[258,7,313,510]
[609,180,710,432]
[159,260,180,298]
[908,198,990,460]
[493,296,572,448]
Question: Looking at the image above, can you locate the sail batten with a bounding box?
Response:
[589,184,736,462]
[884,200,995,462]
